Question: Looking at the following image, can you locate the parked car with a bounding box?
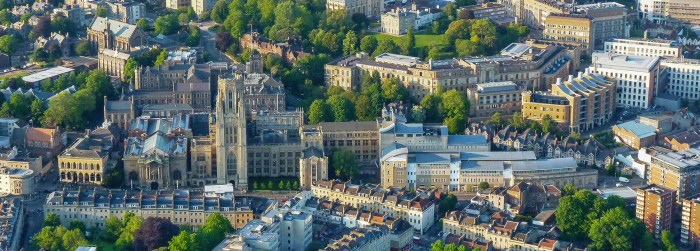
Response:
[619,177,630,183]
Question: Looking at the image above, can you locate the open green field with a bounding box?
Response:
[367,30,444,49]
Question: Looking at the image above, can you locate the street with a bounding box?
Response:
[19,164,59,248]
[195,21,233,64]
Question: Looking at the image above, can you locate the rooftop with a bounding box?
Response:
[476,81,519,93]
[21,66,74,83]
[591,52,661,72]
[615,120,657,138]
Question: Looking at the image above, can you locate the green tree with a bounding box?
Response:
[292,180,299,189]
[588,208,638,251]
[562,184,578,196]
[441,90,469,119]
[74,40,93,56]
[20,13,32,24]
[62,228,89,251]
[267,1,314,42]
[343,30,358,56]
[444,243,458,251]
[354,95,373,121]
[253,181,258,190]
[268,180,275,190]
[478,181,489,191]
[372,39,399,57]
[51,16,78,36]
[137,18,151,31]
[457,245,468,251]
[360,36,378,55]
[44,213,61,227]
[285,181,291,190]
[116,214,143,250]
[661,230,678,251]
[605,164,616,176]
[155,14,181,35]
[278,180,285,191]
[489,112,503,126]
[444,116,466,135]
[557,190,597,241]
[439,194,458,214]
[421,94,443,123]
[124,58,138,83]
[68,220,86,232]
[401,27,416,55]
[186,26,202,47]
[0,35,17,55]
[541,114,555,133]
[327,95,355,122]
[443,19,471,47]
[381,77,407,102]
[331,149,359,179]
[96,7,109,17]
[0,10,12,26]
[103,216,124,241]
[443,2,457,21]
[223,0,249,38]
[196,213,234,250]
[470,19,497,49]
[169,231,198,251]
[431,240,444,251]
[34,226,63,250]
[412,106,426,123]
[511,112,526,129]
[31,98,45,121]
[211,0,229,23]
[154,50,168,67]
[308,100,331,124]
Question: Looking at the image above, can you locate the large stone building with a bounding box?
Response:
[87,17,146,52]
[604,38,683,58]
[542,14,595,53]
[299,147,328,190]
[103,97,135,130]
[191,0,216,16]
[213,207,312,251]
[635,184,675,239]
[123,114,190,190]
[106,1,145,24]
[522,71,616,132]
[574,2,628,46]
[323,228,390,251]
[58,123,118,185]
[45,188,255,229]
[648,147,700,202]
[326,0,383,19]
[380,9,416,36]
[681,194,700,248]
[302,121,380,164]
[215,73,250,189]
[98,48,130,80]
[589,52,662,109]
[131,61,212,111]
[467,81,522,120]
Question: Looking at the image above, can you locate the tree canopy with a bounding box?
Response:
[331,149,359,180]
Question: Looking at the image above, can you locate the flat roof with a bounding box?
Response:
[591,52,660,72]
[374,53,419,67]
[21,66,74,83]
[599,187,637,199]
[615,120,656,138]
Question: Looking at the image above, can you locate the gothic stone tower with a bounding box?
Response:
[215,72,248,189]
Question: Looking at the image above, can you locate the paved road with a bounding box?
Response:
[19,164,60,248]
[195,21,233,64]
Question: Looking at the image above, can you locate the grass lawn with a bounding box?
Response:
[368,30,444,49]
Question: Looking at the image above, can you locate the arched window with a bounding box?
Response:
[129,171,138,181]
[173,170,182,180]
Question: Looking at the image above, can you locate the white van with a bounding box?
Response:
[619,177,630,183]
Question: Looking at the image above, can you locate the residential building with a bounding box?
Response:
[239,33,309,65]
[299,147,328,190]
[636,184,675,238]
[17,127,65,160]
[522,71,616,132]
[660,127,700,151]
[638,0,700,25]
[98,48,130,80]
[35,32,70,58]
[53,5,85,27]
[326,0,383,19]
[165,0,190,11]
[381,9,416,36]
[0,199,23,251]
[649,147,700,202]
[264,209,313,251]
[604,38,683,58]
[443,212,568,250]
[123,114,190,190]
[589,52,662,109]
[520,0,572,28]
[484,182,561,216]
[87,17,146,52]
[613,120,658,150]
[325,53,472,99]
[191,0,216,16]
[488,125,614,167]
[106,1,145,24]
[467,81,522,120]
[45,188,255,229]
[311,180,436,234]
[0,147,42,173]
[681,194,700,248]
[58,123,118,185]
[639,114,673,134]
[323,228,390,251]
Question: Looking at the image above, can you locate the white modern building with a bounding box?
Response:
[265,210,313,251]
[661,58,700,101]
[213,209,312,251]
[0,167,35,195]
[604,38,682,58]
[213,220,280,251]
[589,52,662,109]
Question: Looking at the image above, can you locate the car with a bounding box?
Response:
[616,183,623,187]
[619,177,630,183]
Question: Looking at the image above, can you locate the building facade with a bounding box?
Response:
[299,147,328,190]
[326,0,383,19]
[604,38,682,58]
[648,147,700,202]
[215,74,249,189]
[87,17,146,52]
[542,14,594,53]
[467,81,522,120]
[681,194,700,248]
[58,124,117,185]
[106,1,145,24]
[132,62,212,111]
[636,184,675,239]
[239,33,309,64]
[45,189,254,229]
[98,49,130,81]
[380,9,416,36]
[638,0,700,25]
[522,72,616,132]
[589,52,662,109]
[0,167,35,195]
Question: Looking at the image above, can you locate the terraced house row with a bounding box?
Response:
[43,188,265,229]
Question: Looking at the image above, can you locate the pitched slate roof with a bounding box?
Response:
[90,17,137,39]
